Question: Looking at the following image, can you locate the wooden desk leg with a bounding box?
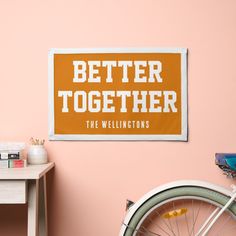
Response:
[28,179,39,236]
[39,175,48,236]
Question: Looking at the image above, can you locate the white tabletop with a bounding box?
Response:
[0,162,55,180]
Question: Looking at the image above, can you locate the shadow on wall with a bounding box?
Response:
[0,204,27,235]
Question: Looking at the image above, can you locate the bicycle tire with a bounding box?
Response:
[123,186,236,236]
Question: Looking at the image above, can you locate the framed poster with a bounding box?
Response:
[49,48,187,141]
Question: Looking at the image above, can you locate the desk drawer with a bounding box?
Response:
[0,180,27,204]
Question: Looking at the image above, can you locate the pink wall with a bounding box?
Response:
[0,0,236,235]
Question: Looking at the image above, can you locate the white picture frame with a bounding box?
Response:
[48,48,188,141]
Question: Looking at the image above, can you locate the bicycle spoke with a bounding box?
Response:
[217,224,236,235]
[189,201,202,236]
[191,200,194,236]
[215,214,232,235]
[167,218,177,236]
[122,223,161,236]
[172,201,180,236]
[153,210,175,235]
[140,226,162,236]
[147,216,172,236]
[196,207,220,236]
[184,212,190,236]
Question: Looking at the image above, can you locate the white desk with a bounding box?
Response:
[0,162,55,236]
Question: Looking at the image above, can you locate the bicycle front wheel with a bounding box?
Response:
[123,186,236,236]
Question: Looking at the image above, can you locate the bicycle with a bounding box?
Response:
[119,153,236,236]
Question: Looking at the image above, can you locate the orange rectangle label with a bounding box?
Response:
[49,48,187,140]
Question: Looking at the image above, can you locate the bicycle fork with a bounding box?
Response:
[196,185,236,236]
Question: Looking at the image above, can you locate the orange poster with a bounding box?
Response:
[49,48,187,140]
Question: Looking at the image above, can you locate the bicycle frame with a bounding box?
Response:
[119,180,236,236]
[198,185,236,236]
